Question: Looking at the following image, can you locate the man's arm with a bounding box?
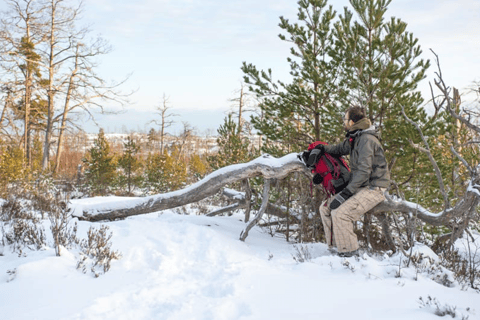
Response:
[323,139,350,156]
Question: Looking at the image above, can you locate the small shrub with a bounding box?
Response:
[440,244,480,291]
[77,225,122,277]
[418,296,470,319]
[29,178,79,256]
[292,244,312,263]
[0,194,46,256]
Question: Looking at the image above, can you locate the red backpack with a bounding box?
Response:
[308,141,351,195]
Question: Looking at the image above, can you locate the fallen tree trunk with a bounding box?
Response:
[72,153,307,222]
[72,153,480,230]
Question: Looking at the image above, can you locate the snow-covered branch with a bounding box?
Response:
[71,153,308,222]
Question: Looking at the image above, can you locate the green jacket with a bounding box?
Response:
[324,120,390,194]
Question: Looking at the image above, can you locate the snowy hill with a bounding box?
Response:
[0,199,479,320]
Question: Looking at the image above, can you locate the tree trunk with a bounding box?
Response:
[73,154,307,221]
[54,45,79,174]
[72,154,480,239]
[42,1,57,171]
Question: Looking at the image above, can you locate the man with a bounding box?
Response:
[312,106,390,257]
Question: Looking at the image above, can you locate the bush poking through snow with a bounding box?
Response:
[30,181,80,256]
[77,225,122,277]
[342,259,356,273]
[6,268,17,282]
[440,242,480,291]
[292,244,312,263]
[0,194,46,255]
[408,252,454,287]
[418,296,470,319]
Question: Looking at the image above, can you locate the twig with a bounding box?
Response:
[450,146,475,176]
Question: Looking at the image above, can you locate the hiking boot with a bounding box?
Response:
[337,250,359,258]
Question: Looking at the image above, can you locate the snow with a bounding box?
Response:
[1,199,480,320]
[223,188,245,200]
[467,181,480,197]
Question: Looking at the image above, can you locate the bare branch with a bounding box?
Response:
[240,179,271,241]
[450,146,475,176]
[401,104,450,208]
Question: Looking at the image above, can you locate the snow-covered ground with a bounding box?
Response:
[1,197,479,320]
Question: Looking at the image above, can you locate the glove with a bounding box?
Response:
[312,173,323,185]
[306,145,325,169]
[300,150,310,165]
[329,188,353,210]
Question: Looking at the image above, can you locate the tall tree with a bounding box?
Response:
[0,0,45,166]
[332,0,433,181]
[242,0,341,156]
[40,0,128,172]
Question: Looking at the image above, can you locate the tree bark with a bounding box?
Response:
[54,45,79,173]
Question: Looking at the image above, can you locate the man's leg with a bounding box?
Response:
[319,197,335,247]
[332,187,386,253]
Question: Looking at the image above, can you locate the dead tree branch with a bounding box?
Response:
[72,154,308,222]
[240,179,271,241]
[400,104,450,208]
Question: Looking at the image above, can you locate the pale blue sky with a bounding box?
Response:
[3,0,480,134]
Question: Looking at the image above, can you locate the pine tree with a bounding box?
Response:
[117,136,142,195]
[17,36,43,167]
[332,0,435,186]
[163,147,187,191]
[189,154,208,181]
[82,129,117,196]
[143,152,166,193]
[0,145,25,194]
[207,114,255,170]
[147,128,157,152]
[242,0,341,156]
[143,148,187,193]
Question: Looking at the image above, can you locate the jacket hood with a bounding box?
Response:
[348,122,381,140]
[349,118,371,131]
[361,125,381,139]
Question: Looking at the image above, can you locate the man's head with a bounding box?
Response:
[344,106,366,131]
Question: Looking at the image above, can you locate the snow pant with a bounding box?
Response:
[319,187,386,253]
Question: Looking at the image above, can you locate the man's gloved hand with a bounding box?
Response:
[329,188,353,210]
[312,173,323,185]
[306,145,325,169]
[300,150,310,165]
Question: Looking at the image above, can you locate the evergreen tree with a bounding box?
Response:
[332,0,436,188]
[164,147,188,191]
[189,154,208,181]
[117,136,142,195]
[143,152,166,193]
[82,129,116,196]
[242,0,341,156]
[0,145,25,194]
[207,114,255,170]
[143,148,187,193]
[147,128,157,152]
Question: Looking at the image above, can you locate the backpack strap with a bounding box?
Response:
[324,153,341,180]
